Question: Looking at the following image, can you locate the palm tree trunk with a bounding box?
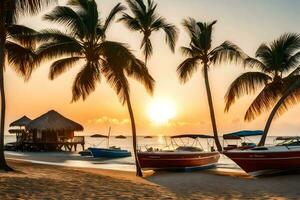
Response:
[0,3,12,171]
[124,91,143,177]
[258,79,300,146]
[203,63,222,151]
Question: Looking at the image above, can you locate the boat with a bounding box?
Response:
[223,137,300,176]
[87,127,132,158]
[89,147,131,158]
[138,134,220,170]
[144,136,153,138]
[115,135,126,139]
[79,149,92,156]
[223,130,263,150]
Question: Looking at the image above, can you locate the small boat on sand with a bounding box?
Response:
[138,134,220,170]
[223,137,300,176]
[87,127,132,158]
[89,147,131,158]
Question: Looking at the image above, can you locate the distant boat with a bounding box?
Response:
[138,134,220,170]
[223,137,300,176]
[90,134,108,138]
[144,136,153,138]
[115,135,126,139]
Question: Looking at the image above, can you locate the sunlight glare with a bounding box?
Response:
[147,98,176,125]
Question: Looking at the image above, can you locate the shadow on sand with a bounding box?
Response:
[146,168,300,199]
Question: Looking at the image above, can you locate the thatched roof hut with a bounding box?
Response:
[26,110,83,132]
[9,116,31,127]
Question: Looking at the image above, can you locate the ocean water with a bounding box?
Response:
[3,134,280,151]
[3,134,282,171]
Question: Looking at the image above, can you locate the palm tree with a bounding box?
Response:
[177,18,245,151]
[0,0,56,171]
[35,0,154,176]
[118,0,178,65]
[224,33,300,146]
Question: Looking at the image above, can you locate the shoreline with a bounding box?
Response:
[2,159,300,199]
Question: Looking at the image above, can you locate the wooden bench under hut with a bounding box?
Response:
[10,110,85,152]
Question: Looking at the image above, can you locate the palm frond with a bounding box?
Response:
[125,0,146,20]
[7,24,37,48]
[285,51,300,72]
[36,39,82,63]
[225,72,272,112]
[118,13,142,31]
[243,57,269,72]
[182,18,197,38]
[7,0,57,23]
[5,41,36,81]
[151,17,178,52]
[49,56,82,80]
[177,56,200,83]
[274,75,300,117]
[102,3,126,35]
[210,41,246,64]
[43,6,86,38]
[72,62,101,102]
[125,59,155,94]
[244,81,284,121]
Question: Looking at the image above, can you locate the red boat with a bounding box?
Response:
[223,138,300,176]
[138,134,220,170]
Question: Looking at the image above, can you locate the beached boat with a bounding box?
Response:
[223,137,300,176]
[223,130,263,150]
[89,147,131,158]
[138,134,220,170]
[87,127,131,158]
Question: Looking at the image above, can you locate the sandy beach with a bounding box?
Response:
[1,159,300,200]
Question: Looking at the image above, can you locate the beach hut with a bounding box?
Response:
[9,116,32,146]
[25,110,85,151]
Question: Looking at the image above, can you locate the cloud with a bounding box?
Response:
[88,116,130,125]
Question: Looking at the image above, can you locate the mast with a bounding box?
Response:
[107,126,111,148]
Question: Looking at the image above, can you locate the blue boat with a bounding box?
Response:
[88,147,132,158]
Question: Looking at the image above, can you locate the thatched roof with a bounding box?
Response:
[26,110,84,132]
[9,116,31,127]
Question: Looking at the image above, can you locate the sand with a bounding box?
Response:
[1,160,300,200]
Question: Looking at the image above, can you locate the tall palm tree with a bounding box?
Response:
[118,0,178,65]
[35,0,154,177]
[0,0,56,171]
[224,33,300,146]
[177,18,245,151]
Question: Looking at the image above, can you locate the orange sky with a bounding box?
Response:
[6,0,300,136]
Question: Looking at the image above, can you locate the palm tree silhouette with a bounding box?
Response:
[177,18,245,151]
[0,0,55,171]
[119,0,178,65]
[36,0,154,176]
[224,33,300,146]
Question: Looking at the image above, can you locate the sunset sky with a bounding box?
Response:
[6,0,300,136]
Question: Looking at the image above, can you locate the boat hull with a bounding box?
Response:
[223,149,300,176]
[137,151,220,169]
[88,148,131,158]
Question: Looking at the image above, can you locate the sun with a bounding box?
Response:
[147,98,176,125]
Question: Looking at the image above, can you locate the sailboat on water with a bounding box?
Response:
[82,127,132,158]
